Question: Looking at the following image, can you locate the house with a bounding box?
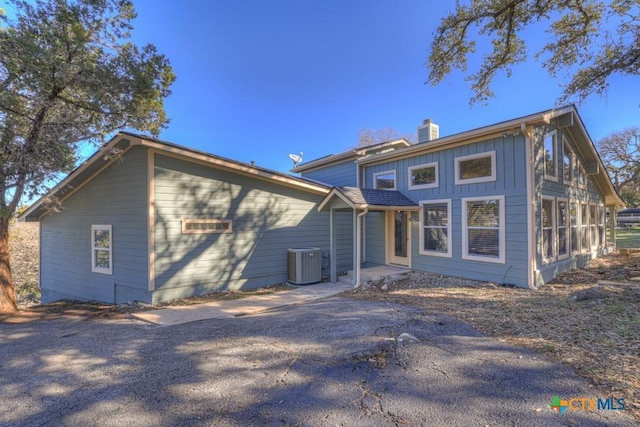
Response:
[20,133,331,304]
[20,105,624,304]
[296,104,623,288]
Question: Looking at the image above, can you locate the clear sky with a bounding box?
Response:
[52,1,640,172]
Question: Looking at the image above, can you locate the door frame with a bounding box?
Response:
[385,210,411,267]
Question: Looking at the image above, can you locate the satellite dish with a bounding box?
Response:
[289,151,303,166]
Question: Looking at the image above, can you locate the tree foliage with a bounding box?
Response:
[0,0,175,312]
[597,127,640,207]
[356,127,414,148]
[427,0,640,104]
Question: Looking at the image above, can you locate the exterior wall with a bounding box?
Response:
[363,134,530,287]
[300,160,356,187]
[40,147,150,304]
[364,211,386,266]
[533,125,608,285]
[334,211,354,273]
[152,153,329,302]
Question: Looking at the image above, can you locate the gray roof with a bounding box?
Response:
[337,186,418,208]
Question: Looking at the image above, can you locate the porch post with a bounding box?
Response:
[330,208,337,283]
[608,205,616,249]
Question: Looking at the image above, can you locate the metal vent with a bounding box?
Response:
[287,248,322,285]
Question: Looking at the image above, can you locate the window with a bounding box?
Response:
[570,202,579,254]
[590,204,598,248]
[373,170,396,190]
[598,205,606,248]
[182,219,232,234]
[563,138,573,184]
[581,202,589,251]
[542,197,556,262]
[455,151,496,185]
[557,199,569,259]
[91,225,112,275]
[420,200,451,257]
[408,162,438,190]
[462,196,505,263]
[544,131,558,181]
[577,163,586,188]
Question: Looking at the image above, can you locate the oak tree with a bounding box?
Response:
[427,0,640,104]
[597,127,640,207]
[0,0,175,312]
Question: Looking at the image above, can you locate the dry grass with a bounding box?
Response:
[345,254,640,420]
[9,220,40,306]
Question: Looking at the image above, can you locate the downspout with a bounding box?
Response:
[355,207,368,287]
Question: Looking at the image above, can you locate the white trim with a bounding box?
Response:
[541,196,556,264]
[524,124,536,288]
[580,201,589,253]
[569,200,580,256]
[181,219,233,234]
[373,169,397,190]
[148,150,155,291]
[589,203,598,250]
[461,195,506,264]
[408,162,439,190]
[454,151,497,185]
[91,224,113,275]
[419,199,452,258]
[543,131,558,182]
[557,197,570,260]
[385,211,411,266]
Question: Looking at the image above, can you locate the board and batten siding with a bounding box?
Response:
[300,160,357,187]
[363,134,530,287]
[40,146,150,304]
[534,125,607,283]
[152,153,329,302]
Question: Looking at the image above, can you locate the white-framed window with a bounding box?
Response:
[570,202,579,255]
[557,198,569,259]
[419,199,452,257]
[577,163,586,188]
[408,162,438,190]
[590,204,598,248]
[91,224,113,275]
[544,131,558,181]
[182,219,233,234]
[373,170,396,190]
[542,197,556,263]
[454,151,497,185]
[563,138,573,184]
[462,196,505,263]
[581,202,589,252]
[598,205,606,248]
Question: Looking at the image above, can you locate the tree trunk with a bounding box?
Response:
[0,218,17,313]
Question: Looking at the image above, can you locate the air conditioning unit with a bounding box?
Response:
[287,247,322,285]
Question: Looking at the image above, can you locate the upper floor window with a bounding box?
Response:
[563,138,573,184]
[577,163,586,188]
[544,131,558,181]
[454,151,496,185]
[91,224,113,275]
[408,162,438,190]
[373,170,396,190]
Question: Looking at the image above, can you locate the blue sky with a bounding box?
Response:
[18,1,640,173]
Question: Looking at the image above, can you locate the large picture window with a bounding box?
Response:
[462,196,505,263]
[581,202,589,251]
[91,224,112,275]
[455,151,496,185]
[557,199,569,259]
[598,205,606,248]
[544,131,558,181]
[590,204,598,248]
[542,197,555,262]
[409,162,438,190]
[570,202,579,254]
[420,200,451,257]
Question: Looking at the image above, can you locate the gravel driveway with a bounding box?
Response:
[0,297,635,426]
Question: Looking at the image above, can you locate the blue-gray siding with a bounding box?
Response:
[40,147,150,304]
[152,153,329,302]
[363,134,530,286]
[300,160,356,187]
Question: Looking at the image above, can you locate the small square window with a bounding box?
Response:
[373,170,396,190]
[455,151,496,185]
[409,162,438,190]
[91,224,112,275]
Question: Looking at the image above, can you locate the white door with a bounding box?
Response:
[386,211,411,266]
